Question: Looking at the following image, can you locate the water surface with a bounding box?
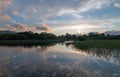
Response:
[0,44,120,77]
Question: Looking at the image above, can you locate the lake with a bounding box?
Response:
[0,43,120,77]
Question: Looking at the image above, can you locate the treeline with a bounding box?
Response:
[85,32,120,40]
[0,31,120,40]
[0,31,85,41]
[0,31,56,40]
[58,32,120,40]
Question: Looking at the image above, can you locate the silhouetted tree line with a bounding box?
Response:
[58,32,120,40]
[0,31,120,40]
[57,33,86,41]
[86,32,120,40]
[0,31,56,40]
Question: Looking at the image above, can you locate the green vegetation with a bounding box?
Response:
[0,31,120,47]
[0,31,86,41]
[0,31,57,40]
[0,40,63,46]
[74,40,120,49]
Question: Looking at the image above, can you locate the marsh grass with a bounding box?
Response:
[74,40,120,50]
[1,40,120,50]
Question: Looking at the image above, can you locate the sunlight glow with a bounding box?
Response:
[70,24,97,29]
[53,24,101,31]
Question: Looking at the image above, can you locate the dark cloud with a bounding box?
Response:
[103,30,120,35]
[36,23,51,32]
[4,23,51,32]
[0,0,119,34]
[5,23,29,31]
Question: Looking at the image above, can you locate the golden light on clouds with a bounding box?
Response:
[0,0,12,14]
[0,15,10,20]
[0,0,120,34]
[53,24,100,31]
[4,1,11,5]
[12,11,18,15]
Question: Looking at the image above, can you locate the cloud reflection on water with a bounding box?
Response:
[0,44,120,77]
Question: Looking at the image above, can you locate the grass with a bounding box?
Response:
[74,40,120,50]
[0,39,120,50]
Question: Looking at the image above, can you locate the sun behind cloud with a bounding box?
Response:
[0,0,120,34]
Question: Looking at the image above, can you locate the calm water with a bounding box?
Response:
[0,44,120,77]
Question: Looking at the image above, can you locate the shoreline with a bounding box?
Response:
[0,40,120,50]
[74,40,120,50]
[0,40,64,46]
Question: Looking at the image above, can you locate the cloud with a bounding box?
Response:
[5,24,28,31]
[0,0,117,21]
[0,15,10,20]
[10,0,113,19]
[32,8,38,13]
[0,28,5,31]
[0,0,12,14]
[50,17,120,27]
[113,3,120,8]
[36,23,51,32]
[51,17,120,34]
[4,23,51,32]
[12,11,18,15]
[79,0,111,11]
[13,24,29,30]
[102,30,120,35]
[42,14,51,23]
[0,0,119,34]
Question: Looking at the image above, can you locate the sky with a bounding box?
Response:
[0,0,120,35]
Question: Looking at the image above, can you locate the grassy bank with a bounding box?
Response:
[74,40,120,49]
[0,40,64,46]
[1,40,120,49]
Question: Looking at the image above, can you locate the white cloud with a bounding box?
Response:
[113,3,120,8]
[50,17,120,27]
[9,0,114,20]
[78,0,111,12]
[51,0,113,16]
[0,0,119,33]
[71,13,83,19]
[51,17,120,34]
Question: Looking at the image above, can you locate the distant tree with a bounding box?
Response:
[0,31,119,40]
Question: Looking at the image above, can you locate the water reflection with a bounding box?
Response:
[71,44,120,66]
[0,44,120,77]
